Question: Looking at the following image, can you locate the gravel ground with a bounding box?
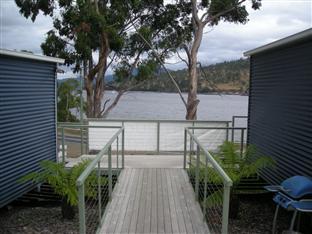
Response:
[229,195,292,234]
[0,195,297,234]
[0,206,79,234]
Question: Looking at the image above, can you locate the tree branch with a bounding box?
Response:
[101,77,150,117]
[181,44,191,67]
[197,62,221,94]
[130,20,188,108]
[191,0,201,25]
[203,0,246,24]
[176,49,189,67]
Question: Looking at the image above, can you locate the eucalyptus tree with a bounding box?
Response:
[15,0,175,118]
[165,0,262,119]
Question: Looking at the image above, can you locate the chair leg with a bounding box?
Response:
[289,210,298,232]
[272,205,280,234]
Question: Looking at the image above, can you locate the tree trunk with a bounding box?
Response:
[186,57,199,120]
[186,24,204,120]
[84,32,109,118]
[93,65,105,117]
[84,71,94,118]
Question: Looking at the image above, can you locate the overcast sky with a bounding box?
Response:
[0,0,311,77]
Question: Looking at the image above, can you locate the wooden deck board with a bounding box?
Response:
[99,168,210,234]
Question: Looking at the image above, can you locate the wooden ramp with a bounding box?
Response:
[99,168,209,234]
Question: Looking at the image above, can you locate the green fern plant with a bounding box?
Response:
[208,142,275,185]
[200,141,275,218]
[19,160,107,215]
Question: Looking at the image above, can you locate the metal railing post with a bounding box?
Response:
[116,136,119,169]
[80,126,84,155]
[156,121,160,154]
[226,122,229,141]
[222,184,231,234]
[195,145,200,200]
[231,116,235,142]
[183,129,187,169]
[61,127,65,163]
[78,184,86,234]
[108,146,112,199]
[122,129,125,169]
[189,135,192,166]
[240,129,245,157]
[97,161,102,224]
[203,156,208,220]
[85,120,89,154]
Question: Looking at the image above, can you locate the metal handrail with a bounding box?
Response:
[67,125,125,234]
[185,128,233,186]
[87,118,232,123]
[58,124,122,129]
[184,127,233,234]
[76,127,124,186]
[231,116,248,142]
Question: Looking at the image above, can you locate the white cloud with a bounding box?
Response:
[0,0,311,72]
[0,0,53,53]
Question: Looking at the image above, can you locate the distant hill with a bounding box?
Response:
[58,58,250,94]
[134,58,250,94]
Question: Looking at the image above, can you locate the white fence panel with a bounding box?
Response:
[193,122,229,152]
[123,122,157,152]
[88,120,231,153]
[88,121,122,151]
[159,122,193,152]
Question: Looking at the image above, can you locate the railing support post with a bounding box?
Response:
[195,145,200,200]
[78,184,86,234]
[61,127,65,163]
[231,116,235,142]
[183,129,187,169]
[97,162,102,224]
[156,121,160,154]
[116,136,119,169]
[222,184,231,234]
[203,156,208,220]
[240,129,245,157]
[122,129,125,169]
[108,146,112,200]
[80,126,84,156]
[226,122,229,141]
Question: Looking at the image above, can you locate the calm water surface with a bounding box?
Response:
[104,91,248,121]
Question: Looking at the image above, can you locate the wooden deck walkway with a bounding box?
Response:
[99,168,209,234]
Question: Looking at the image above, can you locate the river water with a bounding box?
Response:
[103,91,248,121]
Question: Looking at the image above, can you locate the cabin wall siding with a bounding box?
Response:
[247,40,312,184]
[0,55,57,207]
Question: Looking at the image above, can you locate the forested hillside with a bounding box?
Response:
[135,58,250,94]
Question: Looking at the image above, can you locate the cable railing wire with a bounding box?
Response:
[184,127,235,234]
[58,123,124,234]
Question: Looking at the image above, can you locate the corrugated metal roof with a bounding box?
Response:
[244,28,312,56]
[0,49,64,64]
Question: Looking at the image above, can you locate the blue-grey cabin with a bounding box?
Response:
[244,28,312,184]
[0,49,64,208]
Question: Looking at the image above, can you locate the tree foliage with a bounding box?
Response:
[57,78,84,122]
[15,0,261,119]
[157,0,262,119]
[15,0,179,118]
